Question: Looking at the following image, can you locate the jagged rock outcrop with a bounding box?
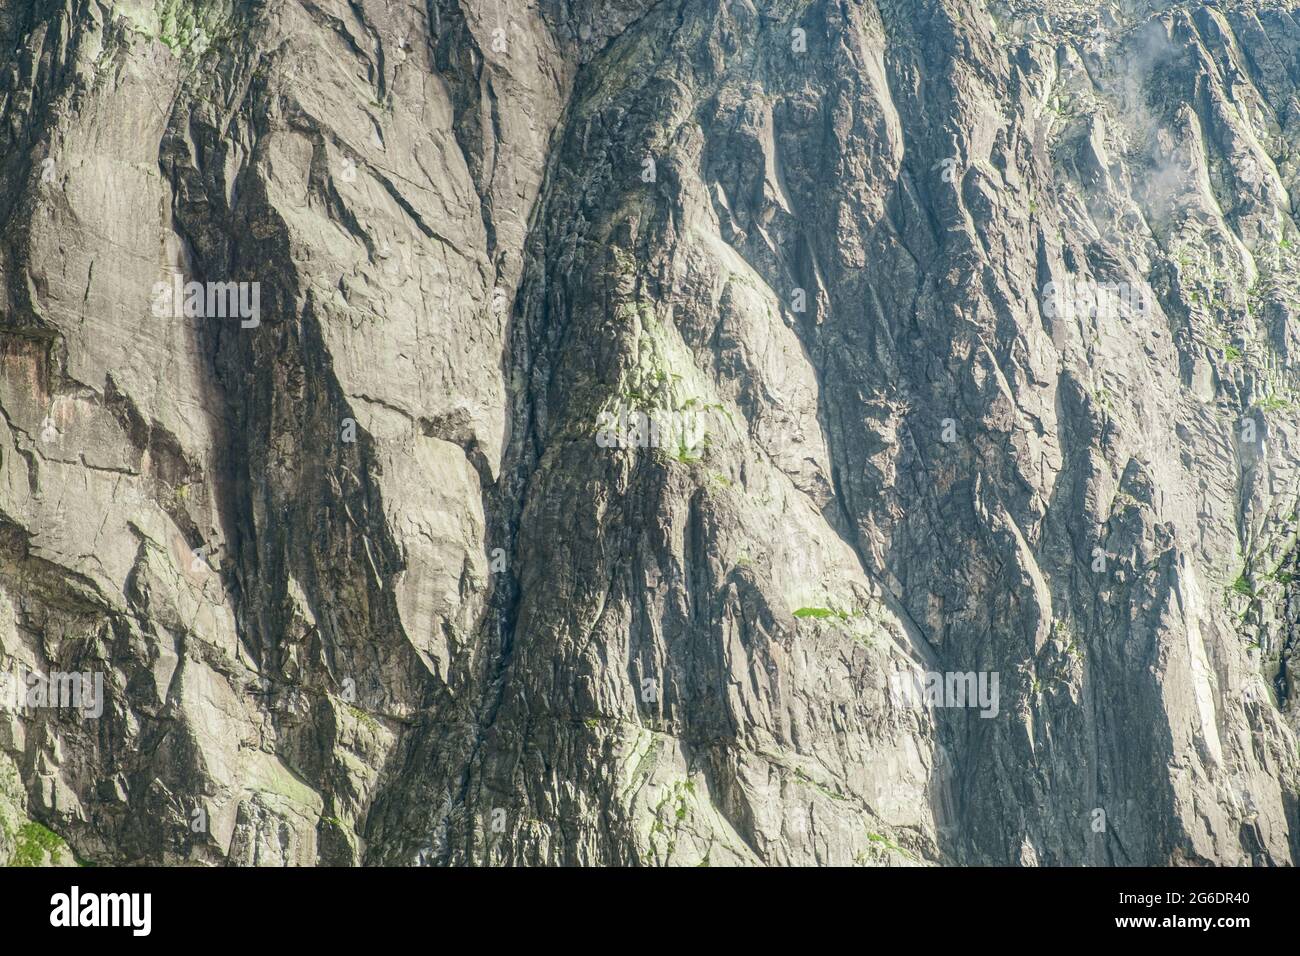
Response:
[1,0,1298,865]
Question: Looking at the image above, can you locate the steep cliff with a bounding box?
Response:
[1,0,1298,865]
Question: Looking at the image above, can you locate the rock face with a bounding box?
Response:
[0,0,1298,866]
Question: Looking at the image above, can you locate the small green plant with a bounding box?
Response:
[347,704,379,731]
[1223,344,1243,362]
[11,821,68,867]
[793,768,848,802]
[794,607,835,619]
[1229,573,1253,597]
[793,606,851,621]
[865,831,917,861]
[1262,553,1297,584]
